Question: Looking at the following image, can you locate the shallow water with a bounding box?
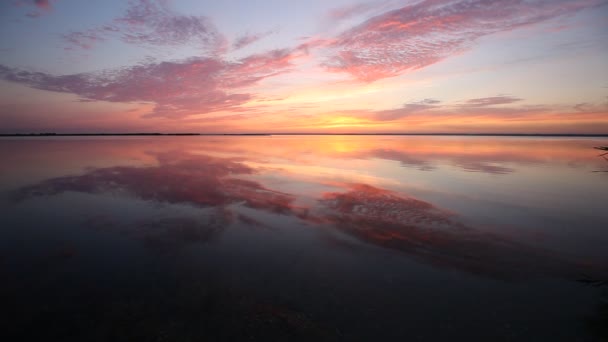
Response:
[1,135,607,341]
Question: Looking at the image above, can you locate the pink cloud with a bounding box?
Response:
[15,151,297,215]
[323,0,604,81]
[34,0,50,9]
[63,30,107,50]
[465,95,522,107]
[12,0,52,9]
[311,94,608,133]
[370,98,442,121]
[0,47,305,119]
[232,30,275,50]
[14,0,53,18]
[63,0,225,53]
[352,148,516,174]
[331,95,575,123]
[118,0,223,49]
[327,1,383,21]
[220,49,299,88]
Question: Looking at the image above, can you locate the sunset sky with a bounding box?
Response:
[0,0,607,133]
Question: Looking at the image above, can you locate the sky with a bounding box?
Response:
[0,0,607,134]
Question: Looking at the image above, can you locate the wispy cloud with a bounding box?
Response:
[233,30,275,50]
[464,95,522,107]
[322,0,604,81]
[117,0,223,49]
[63,0,225,53]
[347,147,518,174]
[373,98,441,121]
[318,94,607,132]
[63,30,109,50]
[33,0,50,9]
[327,1,385,21]
[13,0,54,18]
[0,47,305,119]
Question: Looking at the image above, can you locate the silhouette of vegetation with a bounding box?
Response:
[595,146,608,155]
[593,146,608,173]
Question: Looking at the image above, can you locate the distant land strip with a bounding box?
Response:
[0,133,607,137]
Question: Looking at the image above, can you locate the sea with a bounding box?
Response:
[1,135,607,341]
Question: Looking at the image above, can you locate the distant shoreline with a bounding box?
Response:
[0,133,607,137]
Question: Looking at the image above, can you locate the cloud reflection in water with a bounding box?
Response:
[13,148,606,281]
[312,183,593,279]
[16,151,296,213]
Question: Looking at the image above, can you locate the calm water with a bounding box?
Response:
[1,135,607,341]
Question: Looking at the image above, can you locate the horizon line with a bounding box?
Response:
[1,132,608,137]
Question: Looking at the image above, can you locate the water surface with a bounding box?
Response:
[1,135,607,341]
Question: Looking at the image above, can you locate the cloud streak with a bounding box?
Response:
[373,98,441,121]
[233,30,275,50]
[33,0,50,9]
[327,1,385,21]
[349,95,549,122]
[322,0,604,81]
[465,95,522,107]
[13,0,54,18]
[309,94,607,133]
[63,0,225,53]
[0,47,304,119]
